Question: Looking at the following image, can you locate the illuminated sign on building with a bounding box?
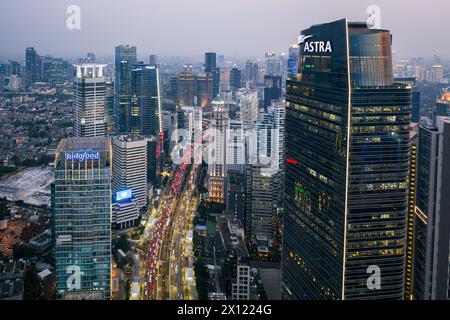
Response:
[116,189,132,202]
[65,152,100,161]
[298,34,333,53]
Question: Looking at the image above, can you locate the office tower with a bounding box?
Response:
[162,111,178,155]
[181,106,203,164]
[196,71,214,107]
[238,90,259,131]
[207,98,229,203]
[263,75,282,109]
[112,135,148,210]
[25,47,39,88]
[226,172,246,224]
[6,60,21,77]
[146,136,158,185]
[435,90,450,118]
[432,65,445,83]
[4,75,22,92]
[283,19,412,300]
[205,52,217,73]
[230,68,242,91]
[405,123,419,299]
[245,164,279,245]
[205,52,220,97]
[413,117,450,300]
[105,81,115,132]
[130,63,162,136]
[265,52,280,77]
[227,120,245,173]
[395,78,421,123]
[177,72,196,107]
[52,137,112,300]
[40,56,71,85]
[181,106,203,142]
[115,45,137,133]
[149,54,158,67]
[73,64,107,137]
[219,68,231,93]
[287,44,299,79]
[245,102,285,244]
[0,63,5,76]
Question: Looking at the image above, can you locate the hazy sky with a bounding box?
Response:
[1,0,449,59]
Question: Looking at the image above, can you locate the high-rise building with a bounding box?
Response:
[287,44,299,79]
[282,19,412,300]
[130,63,162,136]
[112,135,148,210]
[265,52,280,77]
[230,68,242,91]
[52,137,112,300]
[435,90,450,118]
[245,102,285,244]
[205,52,220,97]
[115,45,137,133]
[205,52,217,73]
[395,78,420,123]
[263,75,282,109]
[149,54,158,67]
[227,120,245,173]
[238,90,259,131]
[177,72,196,107]
[25,47,39,88]
[207,98,229,203]
[196,72,214,107]
[403,123,419,299]
[413,117,450,300]
[73,64,107,137]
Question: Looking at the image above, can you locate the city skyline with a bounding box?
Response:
[1,0,450,58]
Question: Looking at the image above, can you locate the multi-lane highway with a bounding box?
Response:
[143,133,205,300]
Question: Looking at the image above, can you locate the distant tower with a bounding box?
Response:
[149,54,158,67]
[73,64,107,137]
[25,47,39,88]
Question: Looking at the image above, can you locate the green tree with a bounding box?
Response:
[0,198,10,220]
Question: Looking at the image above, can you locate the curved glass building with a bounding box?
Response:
[282,19,412,300]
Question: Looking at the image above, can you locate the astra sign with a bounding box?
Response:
[65,152,100,161]
[299,34,333,53]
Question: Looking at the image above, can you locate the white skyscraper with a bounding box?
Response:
[112,135,148,229]
[238,90,259,131]
[227,120,245,173]
[73,64,107,137]
[207,98,229,203]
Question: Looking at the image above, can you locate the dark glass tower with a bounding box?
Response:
[130,64,162,136]
[282,19,412,300]
[115,45,137,133]
[205,52,220,97]
[25,47,39,88]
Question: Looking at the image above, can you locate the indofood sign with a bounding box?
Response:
[298,34,333,53]
[66,152,100,161]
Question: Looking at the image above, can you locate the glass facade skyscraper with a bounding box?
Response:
[130,64,162,136]
[115,45,137,134]
[282,19,412,300]
[52,137,112,300]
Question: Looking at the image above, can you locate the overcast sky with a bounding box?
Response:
[0,0,448,59]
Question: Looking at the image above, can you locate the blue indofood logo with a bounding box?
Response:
[66,152,100,161]
[298,34,333,53]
